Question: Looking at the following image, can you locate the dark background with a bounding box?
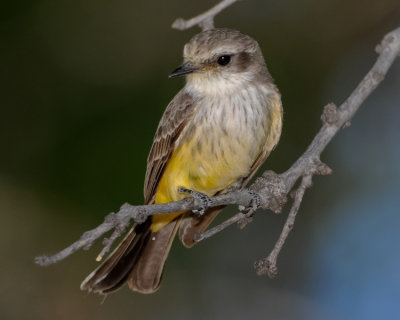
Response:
[1,0,400,319]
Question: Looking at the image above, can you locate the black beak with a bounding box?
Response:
[169,62,198,78]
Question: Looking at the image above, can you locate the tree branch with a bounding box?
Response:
[35,5,400,278]
[171,0,239,31]
[35,189,260,266]
[254,175,312,277]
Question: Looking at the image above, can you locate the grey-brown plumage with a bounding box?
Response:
[144,91,196,204]
[80,28,283,294]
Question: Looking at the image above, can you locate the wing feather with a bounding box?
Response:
[143,90,196,204]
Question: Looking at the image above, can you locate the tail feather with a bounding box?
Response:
[80,220,151,294]
[80,217,180,295]
[128,218,181,293]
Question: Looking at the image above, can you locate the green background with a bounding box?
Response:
[1,0,400,319]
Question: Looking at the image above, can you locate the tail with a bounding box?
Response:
[80,218,180,294]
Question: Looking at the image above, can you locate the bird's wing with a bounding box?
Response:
[144,89,196,204]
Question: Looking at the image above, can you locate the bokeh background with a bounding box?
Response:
[1,0,400,319]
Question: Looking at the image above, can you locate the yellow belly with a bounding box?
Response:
[151,132,257,232]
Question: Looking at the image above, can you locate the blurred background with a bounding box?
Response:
[1,0,400,319]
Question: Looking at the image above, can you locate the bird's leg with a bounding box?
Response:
[236,190,262,229]
[178,187,212,215]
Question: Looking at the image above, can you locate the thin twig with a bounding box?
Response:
[254,175,312,278]
[171,0,239,31]
[96,223,128,262]
[195,207,256,242]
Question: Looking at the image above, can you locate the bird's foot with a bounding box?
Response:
[178,187,212,215]
[237,190,261,229]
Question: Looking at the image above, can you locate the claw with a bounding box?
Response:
[178,187,212,215]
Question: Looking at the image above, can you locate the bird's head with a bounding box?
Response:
[169,28,271,95]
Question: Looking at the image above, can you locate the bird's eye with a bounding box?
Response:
[217,55,231,66]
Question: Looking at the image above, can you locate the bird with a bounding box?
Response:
[80,28,283,294]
